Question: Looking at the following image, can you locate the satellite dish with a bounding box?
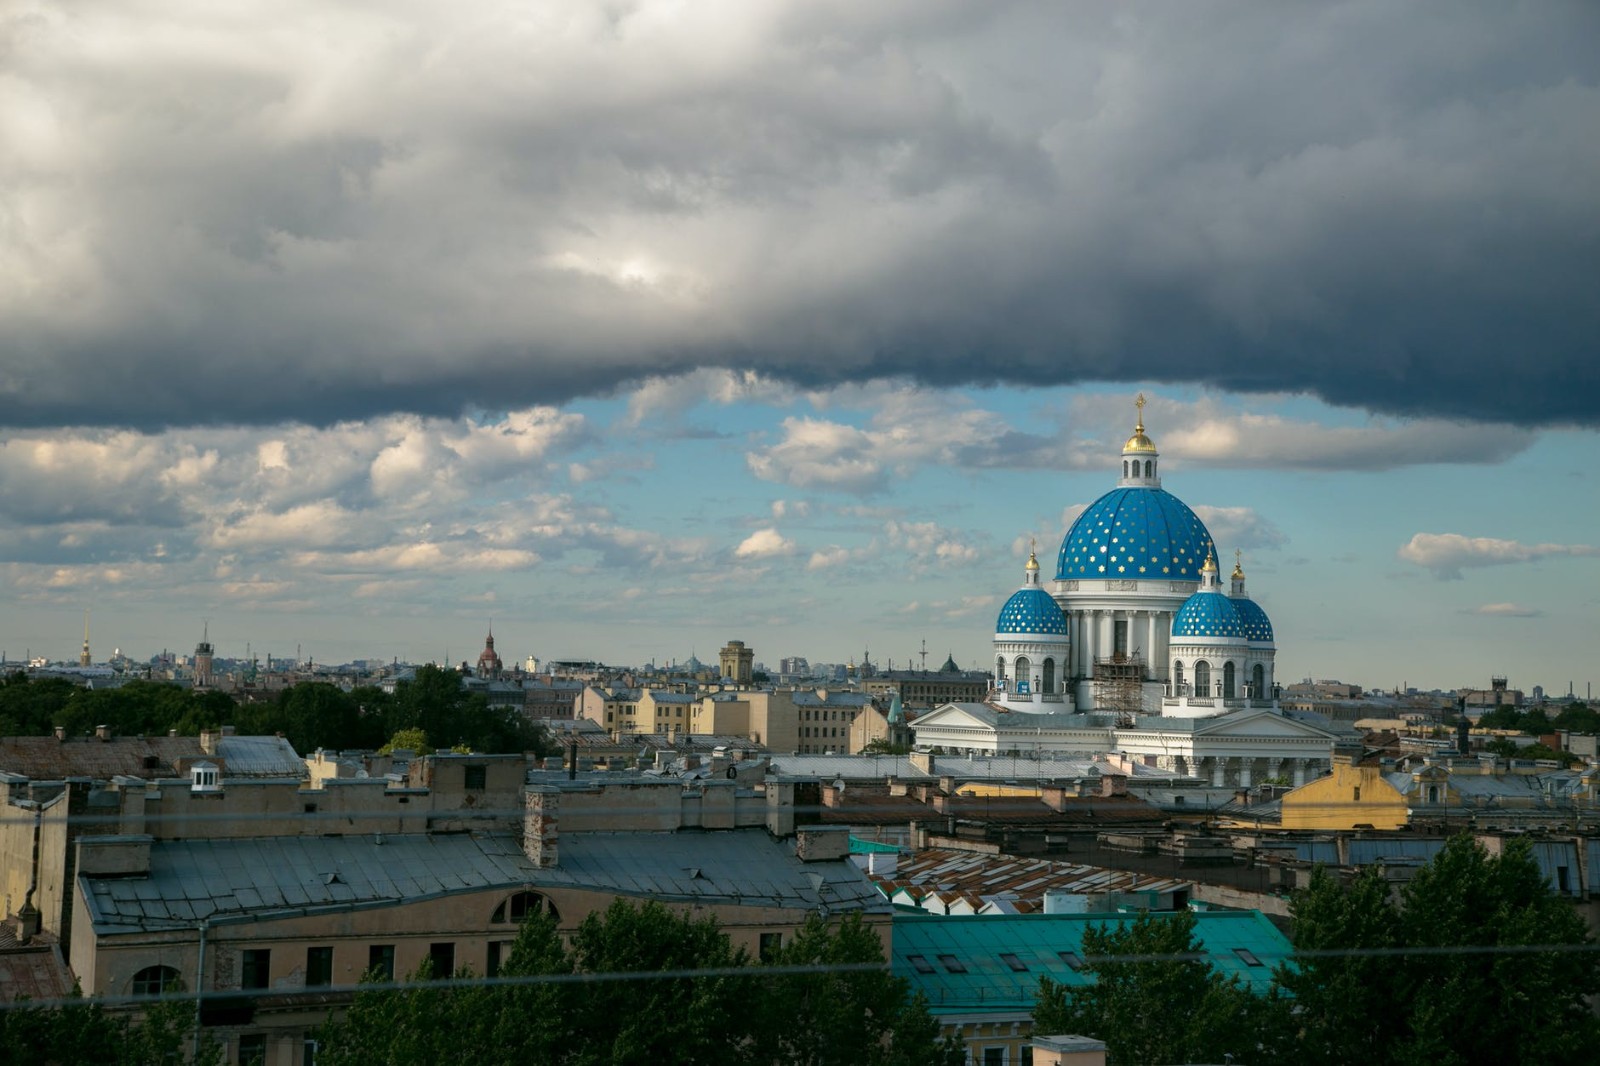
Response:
[833,777,847,792]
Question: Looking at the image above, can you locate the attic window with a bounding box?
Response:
[464,765,487,790]
[1233,948,1264,967]
[937,954,966,974]
[999,953,1028,972]
[143,755,161,770]
[906,954,936,974]
[1057,951,1085,971]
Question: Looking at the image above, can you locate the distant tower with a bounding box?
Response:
[719,640,754,685]
[79,610,92,667]
[476,627,503,679]
[195,622,214,688]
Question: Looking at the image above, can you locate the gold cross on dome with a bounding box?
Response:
[1135,393,1146,413]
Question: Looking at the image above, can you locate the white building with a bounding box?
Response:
[912,395,1348,786]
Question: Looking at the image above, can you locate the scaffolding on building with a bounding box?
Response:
[1094,654,1146,726]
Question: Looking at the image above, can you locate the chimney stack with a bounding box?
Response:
[523,789,559,868]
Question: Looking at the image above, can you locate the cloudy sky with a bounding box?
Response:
[3,2,1597,692]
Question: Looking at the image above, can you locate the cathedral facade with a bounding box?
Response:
[913,396,1340,787]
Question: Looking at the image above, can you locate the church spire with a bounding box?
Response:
[1118,393,1161,488]
[1231,550,1246,596]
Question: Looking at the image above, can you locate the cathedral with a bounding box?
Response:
[914,396,1344,787]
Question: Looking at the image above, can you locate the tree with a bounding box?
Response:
[750,913,963,1066]
[1032,910,1288,1066]
[1275,865,1402,1066]
[1391,836,1600,1064]
[378,727,430,755]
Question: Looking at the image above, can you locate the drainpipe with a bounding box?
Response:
[193,918,209,1059]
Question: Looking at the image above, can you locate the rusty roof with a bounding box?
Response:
[0,930,76,1004]
[0,734,303,781]
[873,848,1189,913]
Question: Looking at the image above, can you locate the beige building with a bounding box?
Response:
[688,688,875,753]
[719,640,754,685]
[53,762,886,1064]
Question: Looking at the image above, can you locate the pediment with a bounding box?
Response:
[1194,710,1337,739]
[912,704,997,731]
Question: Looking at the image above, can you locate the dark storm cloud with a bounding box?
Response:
[4,2,1597,429]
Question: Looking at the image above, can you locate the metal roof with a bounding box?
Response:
[892,910,1291,1016]
[874,849,1189,913]
[82,828,885,934]
[82,833,537,932]
[213,735,305,776]
[534,830,887,913]
[0,734,302,781]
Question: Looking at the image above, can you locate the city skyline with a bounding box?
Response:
[3,4,1598,695]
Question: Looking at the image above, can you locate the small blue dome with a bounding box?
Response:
[1230,596,1275,643]
[1057,487,1214,581]
[1172,590,1245,639]
[995,587,1069,637]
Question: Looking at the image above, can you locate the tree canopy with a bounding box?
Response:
[319,901,959,1066]
[0,668,550,757]
[1039,835,1600,1066]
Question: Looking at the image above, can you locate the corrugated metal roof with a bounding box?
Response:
[0,734,304,781]
[83,828,885,934]
[535,831,886,912]
[214,736,305,776]
[875,849,1188,913]
[892,910,1291,1015]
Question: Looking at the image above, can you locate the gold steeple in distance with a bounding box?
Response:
[1201,542,1218,574]
[1232,549,1245,581]
[1124,392,1157,454]
[1025,536,1039,571]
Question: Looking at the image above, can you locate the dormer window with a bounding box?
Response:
[190,761,221,793]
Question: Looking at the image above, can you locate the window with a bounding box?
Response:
[367,944,395,981]
[1223,661,1236,699]
[984,1048,1007,1066]
[492,891,559,924]
[1233,948,1264,967]
[1353,787,1362,802]
[131,965,182,997]
[242,949,271,990]
[239,1034,267,1066]
[759,932,783,962]
[1057,951,1085,971]
[1041,658,1054,695]
[1193,660,1211,695]
[999,952,1028,972]
[306,946,334,988]
[464,765,487,790]
[1113,620,1128,657]
[428,942,456,978]
[937,954,966,974]
[1144,459,1153,478]
[1252,663,1265,698]
[487,940,514,977]
[1173,661,1185,692]
[304,803,318,814]
[906,954,936,974]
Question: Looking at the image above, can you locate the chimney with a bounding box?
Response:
[95,724,111,741]
[523,788,560,868]
[1100,773,1128,797]
[200,730,218,755]
[14,903,40,945]
[53,726,66,742]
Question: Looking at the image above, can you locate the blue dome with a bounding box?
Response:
[995,587,1069,637]
[1230,596,1275,643]
[1172,590,1245,639]
[1057,487,1214,581]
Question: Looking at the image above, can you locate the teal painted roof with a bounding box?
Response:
[891,911,1292,1017]
[1056,487,1213,581]
[850,837,901,854]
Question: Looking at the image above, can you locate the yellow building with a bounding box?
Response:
[1279,755,1408,830]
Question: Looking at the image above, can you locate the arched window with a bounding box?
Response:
[1193,661,1211,695]
[1223,661,1236,699]
[1014,657,1031,693]
[131,965,182,997]
[1173,661,1185,693]
[1426,785,1440,804]
[996,657,1006,680]
[1042,658,1055,694]
[1123,460,1129,477]
[491,891,559,924]
[1144,460,1153,478]
[1252,664,1265,699]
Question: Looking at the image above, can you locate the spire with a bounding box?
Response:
[1199,542,1220,591]
[1023,537,1041,587]
[1230,549,1247,596]
[1118,392,1161,488]
[80,609,91,667]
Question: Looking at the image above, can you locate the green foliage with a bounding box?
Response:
[1553,701,1600,733]
[378,727,430,755]
[320,901,953,1066]
[750,913,963,1066]
[1283,835,1600,1065]
[861,738,912,755]
[1032,910,1287,1066]
[0,985,221,1065]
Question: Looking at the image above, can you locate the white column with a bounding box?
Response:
[1147,613,1160,678]
[1239,761,1253,788]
